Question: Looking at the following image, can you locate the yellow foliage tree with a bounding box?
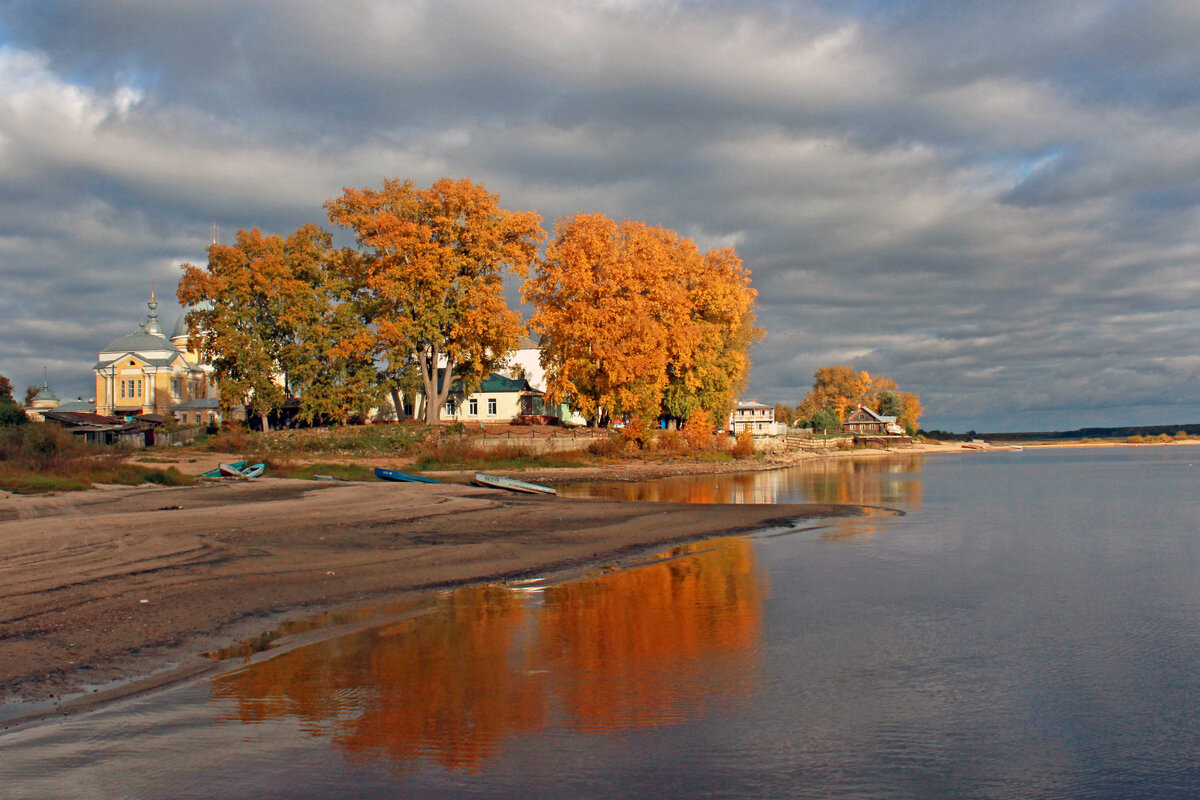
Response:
[325,178,544,424]
[524,213,758,427]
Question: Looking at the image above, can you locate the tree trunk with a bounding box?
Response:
[419,345,456,425]
[260,411,270,432]
[389,387,406,421]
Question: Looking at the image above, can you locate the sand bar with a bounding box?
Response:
[0,478,864,707]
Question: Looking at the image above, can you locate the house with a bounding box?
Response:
[40,410,157,446]
[441,373,556,424]
[93,288,217,419]
[843,405,904,435]
[728,400,780,435]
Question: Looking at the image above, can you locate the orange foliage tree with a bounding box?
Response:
[326,178,544,424]
[524,213,758,427]
[178,224,377,429]
[797,364,921,432]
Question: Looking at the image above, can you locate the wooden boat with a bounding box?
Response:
[374,467,442,484]
[217,462,247,477]
[240,463,265,478]
[474,472,556,495]
[313,474,348,482]
[202,461,245,478]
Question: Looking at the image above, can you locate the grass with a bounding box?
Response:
[264,461,381,481]
[0,424,196,494]
[215,423,431,457]
[414,441,588,472]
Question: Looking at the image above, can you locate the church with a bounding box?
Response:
[93,288,219,424]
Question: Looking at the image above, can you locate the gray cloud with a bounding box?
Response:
[0,0,1198,430]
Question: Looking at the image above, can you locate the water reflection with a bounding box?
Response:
[211,539,763,773]
[560,454,925,507]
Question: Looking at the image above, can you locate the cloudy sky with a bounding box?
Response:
[1,0,1198,431]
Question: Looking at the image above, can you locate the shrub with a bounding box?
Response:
[1175,431,1190,441]
[656,429,684,452]
[588,435,625,457]
[617,416,655,450]
[682,408,715,451]
[731,429,756,458]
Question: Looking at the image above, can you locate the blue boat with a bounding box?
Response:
[374,467,442,484]
[473,472,556,495]
[240,463,266,478]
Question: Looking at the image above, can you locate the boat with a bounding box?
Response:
[240,463,266,478]
[217,462,248,477]
[201,460,245,478]
[313,474,348,482]
[1008,445,1025,451]
[473,472,556,495]
[374,467,442,484]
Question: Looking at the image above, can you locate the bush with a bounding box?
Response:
[588,435,625,457]
[656,428,683,452]
[617,416,655,450]
[682,408,715,451]
[731,429,756,458]
[1176,431,1190,441]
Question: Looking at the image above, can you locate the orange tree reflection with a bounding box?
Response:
[211,539,764,772]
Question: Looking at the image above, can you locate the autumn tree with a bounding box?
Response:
[23,385,38,406]
[179,224,376,429]
[660,247,760,424]
[798,365,874,422]
[525,213,758,427]
[798,365,921,433]
[326,178,543,425]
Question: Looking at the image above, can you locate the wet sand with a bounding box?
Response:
[0,478,863,708]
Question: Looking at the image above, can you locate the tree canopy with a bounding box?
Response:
[524,213,758,427]
[326,178,543,424]
[798,365,922,434]
[0,374,27,426]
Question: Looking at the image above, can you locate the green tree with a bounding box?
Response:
[810,407,842,433]
[0,374,27,426]
[326,178,543,425]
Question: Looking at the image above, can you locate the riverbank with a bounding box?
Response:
[0,478,868,715]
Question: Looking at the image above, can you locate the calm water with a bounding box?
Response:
[4,446,1200,799]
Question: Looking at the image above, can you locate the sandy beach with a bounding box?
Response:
[0,477,866,710]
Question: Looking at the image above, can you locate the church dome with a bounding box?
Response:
[171,314,189,340]
[101,288,180,355]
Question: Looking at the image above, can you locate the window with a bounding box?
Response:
[487,398,497,415]
[137,379,143,398]
[469,398,478,415]
[445,399,456,415]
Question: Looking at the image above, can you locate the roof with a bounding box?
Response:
[173,397,219,410]
[171,314,189,340]
[40,410,123,427]
[56,399,95,412]
[100,328,181,358]
[736,400,771,410]
[515,334,540,350]
[31,384,58,403]
[95,350,189,370]
[445,371,539,395]
[846,405,897,424]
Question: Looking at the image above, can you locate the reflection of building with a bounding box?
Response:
[93,289,218,422]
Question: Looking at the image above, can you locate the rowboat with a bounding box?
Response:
[374,467,442,484]
[474,472,556,495]
[202,460,245,478]
[240,463,266,478]
[313,474,348,482]
[217,462,247,477]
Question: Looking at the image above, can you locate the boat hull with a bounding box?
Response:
[374,467,442,484]
[473,472,556,495]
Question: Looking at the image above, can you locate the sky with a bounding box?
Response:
[1,0,1198,432]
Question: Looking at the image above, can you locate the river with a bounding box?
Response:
[3,446,1200,798]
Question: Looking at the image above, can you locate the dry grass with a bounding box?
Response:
[0,425,194,494]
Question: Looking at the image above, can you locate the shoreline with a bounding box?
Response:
[0,477,871,723]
